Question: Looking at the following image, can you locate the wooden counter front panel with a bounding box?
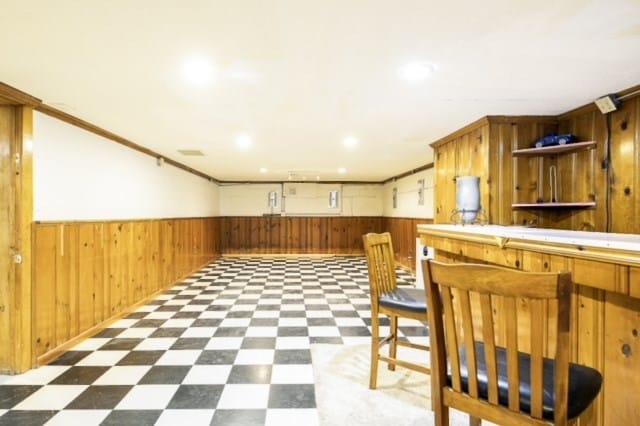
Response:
[421,232,640,425]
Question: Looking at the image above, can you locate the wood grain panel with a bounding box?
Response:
[33,217,220,363]
[383,217,433,271]
[219,216,385,256]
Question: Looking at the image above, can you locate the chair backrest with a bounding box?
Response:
[424,260,573,424]
[362,232,398,303]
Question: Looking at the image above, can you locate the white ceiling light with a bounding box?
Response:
[181,55,215,86]
[398,61,435,82]
[259,167,268,173]
[338,167,347,174]
[236,133,253,149]
[343,136,358,149]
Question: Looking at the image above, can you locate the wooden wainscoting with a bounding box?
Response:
[32,217,220,364]
[219,216,384,255]
[383,217,434,271]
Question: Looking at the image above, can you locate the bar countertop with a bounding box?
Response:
[417,224,640,266]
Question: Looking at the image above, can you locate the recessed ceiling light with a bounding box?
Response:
[398,61,436,82]
[338,167,347,174]
[259,167,268,173]
[343,136,358,149]
[236,133,252,150]
[182,55,215,86]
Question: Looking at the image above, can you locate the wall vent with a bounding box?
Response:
[177,149,204,156]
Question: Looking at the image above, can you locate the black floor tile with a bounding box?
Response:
[268,384,316,408]
[139,366,190,384]
[0,410,56,426]
[0,385,41,408]
[210,409,266,426]
[65,385,132,409]
[116,351,165,366]
[195,350,238,365]
[101,410,162,426]
[166,385,223,409]
[274,349,312,365]
[227,365,272,384]
[49,366,110,385]
[48,351,92,366]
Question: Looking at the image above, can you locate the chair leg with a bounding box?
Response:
[369,313,380,389]
[388,315,398,371]
[434,403,449,426]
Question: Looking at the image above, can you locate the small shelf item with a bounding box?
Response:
[512,141,596,157]
[511,202,596,209]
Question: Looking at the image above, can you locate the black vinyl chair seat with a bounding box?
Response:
[453,342,603,420]
[378,288,427,314]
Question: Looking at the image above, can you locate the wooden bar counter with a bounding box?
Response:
[418,224,640,426]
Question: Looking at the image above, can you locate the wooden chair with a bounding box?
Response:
[423,260,602,426]
[362,232,430,389]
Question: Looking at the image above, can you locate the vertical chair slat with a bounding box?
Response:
[459,289,478,398]
[480,293,499,404]
[530,298,544,418]
[554,275,573,426]
[505,296,520,412]
[441,286,462,391]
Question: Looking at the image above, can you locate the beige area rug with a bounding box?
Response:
[311,344,471,426]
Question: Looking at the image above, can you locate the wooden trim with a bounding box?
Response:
[218,180,382,184]
[382,163,434,184]
[34,216,216,225]
[430,115,557,148]
[0,82,42,106]
[35,104,218,183]
[558,84,640,119]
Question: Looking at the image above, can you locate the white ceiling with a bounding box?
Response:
[2,0,639,182]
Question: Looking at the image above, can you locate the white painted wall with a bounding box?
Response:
[383,168,434,218]
[219,182,383,216]
[33,112,219,221]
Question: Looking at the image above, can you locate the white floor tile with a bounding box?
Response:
[110,319,138,328]
[198,311,227,319]
[144,311,175,319]
[281,304,305,311]
[117,327,156,338]
[265,408,319,426]
[334,317,366,326]
[216,384,270,409]
[134,305,156,312]
[252,311,279,318]
[155,409,215,426]
[71,338,111,351]
[182,365,232,384]
[13,385,87,410]
[92,366,151,385]
[180,304,208,312]
[342,336,372,346]
[134,338,177,351]
[161,318,195,328]
[116,384,179,409]
[234,349,274,365]
[205,337,243,350]
[1,366,70,385]
[164,299,190,306]
[271,364,314,384]
[308,326,341,337]
[278,318,307,327]
[156,350,202,365]
[76,351,128,366]
[181,327,217,338]
[244,327,278,337]
[45,409,110,425]
[220,318,251,327]
[275,337,310,349]
[305,310,333,318]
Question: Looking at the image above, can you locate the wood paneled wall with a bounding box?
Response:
[383,217,434,271]
[556,94,640,233]
[33,217,220,363]
[219,216,384,255]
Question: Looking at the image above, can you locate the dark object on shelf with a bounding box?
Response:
[533,133,577,148]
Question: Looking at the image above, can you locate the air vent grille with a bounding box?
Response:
[177,149,204,156]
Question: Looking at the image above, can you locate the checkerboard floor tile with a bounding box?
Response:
[0,256,424,425]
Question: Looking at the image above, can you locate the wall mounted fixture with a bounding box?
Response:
[268,191,278,208]
[329,190,339,208]
[392,188,398,209]
[418,179,425,205]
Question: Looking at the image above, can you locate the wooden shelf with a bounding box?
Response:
[512,202,596,209]
[512,140,596,157]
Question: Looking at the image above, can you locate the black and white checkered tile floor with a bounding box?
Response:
[0,256,425,426]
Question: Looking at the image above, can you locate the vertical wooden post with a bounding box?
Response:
[0,95,37,373]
